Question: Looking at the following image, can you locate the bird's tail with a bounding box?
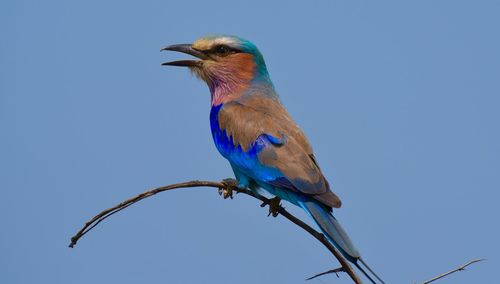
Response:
[298,200,385,284]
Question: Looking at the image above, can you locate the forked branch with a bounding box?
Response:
[69,179,483,284]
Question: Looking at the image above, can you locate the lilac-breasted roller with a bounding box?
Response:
[162,35,384,284]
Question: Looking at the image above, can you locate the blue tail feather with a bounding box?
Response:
[298,200,385,284]
[298,200,360,262]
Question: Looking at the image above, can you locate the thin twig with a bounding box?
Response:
[306,267,344,280]
[69,179,362,284]
[421,258,485,284]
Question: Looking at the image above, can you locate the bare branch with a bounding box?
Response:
[69,179,362,284]
[421,258,485,284]
[69,180,225,248]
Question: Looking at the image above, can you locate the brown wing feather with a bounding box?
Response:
[218,94,341,208]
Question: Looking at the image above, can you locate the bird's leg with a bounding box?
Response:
[261,197,282,217]
[220,170,252,199]
[220,178,239,199]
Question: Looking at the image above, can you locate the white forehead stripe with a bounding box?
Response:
[193,37,240,51]
[213,37,239,46]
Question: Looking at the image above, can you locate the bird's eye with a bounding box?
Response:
[214,45,230,55]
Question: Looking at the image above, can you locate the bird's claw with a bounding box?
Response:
[261,197,282,217]
[219,178,238,199]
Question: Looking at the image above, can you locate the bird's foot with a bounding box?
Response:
[261,197,282,217]
[219,178,238,199]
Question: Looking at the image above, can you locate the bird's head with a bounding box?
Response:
[162,35,272,104]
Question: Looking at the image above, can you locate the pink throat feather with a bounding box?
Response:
[209,79,248,106]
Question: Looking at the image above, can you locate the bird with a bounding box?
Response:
[161,35,384,284]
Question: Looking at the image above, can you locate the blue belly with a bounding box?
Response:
[210,104,286,194]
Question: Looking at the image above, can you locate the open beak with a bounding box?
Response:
[161,44,208,67]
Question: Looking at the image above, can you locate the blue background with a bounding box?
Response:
[1,1,499,283]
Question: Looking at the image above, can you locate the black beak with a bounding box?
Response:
[161,44,208,67]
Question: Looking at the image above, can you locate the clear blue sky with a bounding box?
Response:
[1,1,499,283]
